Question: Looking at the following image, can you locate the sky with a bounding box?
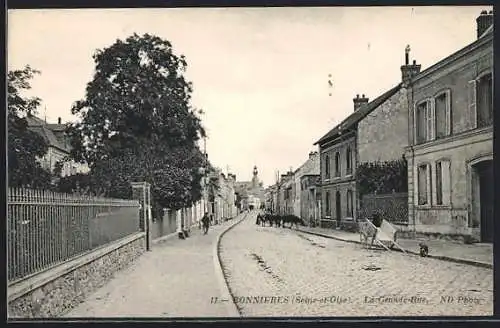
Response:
[8,6,492,187]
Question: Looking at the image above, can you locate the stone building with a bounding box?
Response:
[234,166,265,210]
[315,48,420,228]
[26,114,89,177]
[292,151,320,218]
[265,184,279,213]
[275,171,294,215]
[207,169,238,222]
[405,11,493,242]
[300,174,321,226]
[314,109,358,228]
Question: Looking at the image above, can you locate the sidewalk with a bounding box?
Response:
[64,215,246,318]
[296,225,493,269]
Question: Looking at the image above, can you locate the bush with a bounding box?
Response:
[356,159,407,197]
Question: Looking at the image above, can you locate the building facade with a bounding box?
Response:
[275,172,293,215]
[300,174,321,226]
[292,151,320,218]
[405,12,493,242]
[207,169,238,222]
[234,166,266,211]
[315,131,357,227]
[315,46,423,228]
[26,115,90,177]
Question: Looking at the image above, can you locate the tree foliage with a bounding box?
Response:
[67,33,207,215]
[7,66,52,188]
[356,159,407,197]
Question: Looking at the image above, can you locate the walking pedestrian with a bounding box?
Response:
[202,212,210,235]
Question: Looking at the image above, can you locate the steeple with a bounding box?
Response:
[252,165,259,188]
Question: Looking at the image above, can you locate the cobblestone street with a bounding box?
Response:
[219,214,493,317]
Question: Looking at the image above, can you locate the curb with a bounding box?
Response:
[213,212,248,317]
[296,228,493,270]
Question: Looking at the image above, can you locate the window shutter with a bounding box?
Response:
[426,164,432,205]
[445,90,452,136]
[442,161,451,206]
[468,80,477,129]
[413,102,418,145]
[431,162,437,206]
[414,165,419,205]
[428,99,436,141]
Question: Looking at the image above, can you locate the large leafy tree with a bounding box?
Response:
[8,66,52,188]
[68,33,207,215]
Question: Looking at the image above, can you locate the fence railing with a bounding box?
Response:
[359,192,408,224]
[7,188,140,283]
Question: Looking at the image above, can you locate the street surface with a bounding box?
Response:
[219,213,493,317]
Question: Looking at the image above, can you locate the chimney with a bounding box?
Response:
[58,117,62,124]
[309,151,319,158]
[401,45,421,86]
[353,94,369,111]
[476,10,493,38]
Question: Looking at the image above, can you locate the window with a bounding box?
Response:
[324,155,330,179]
[435,160,451,206]
[346,147,352,174]
[346,189,353,217]
[435,91,451,139]
[476,73,493,128]
[335,152,341,177]
[325,191,331,215]
[417,164,431,205]
[469,73,493,129]
[415,100,434,144]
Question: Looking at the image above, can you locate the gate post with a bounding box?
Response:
[131,182,152,251]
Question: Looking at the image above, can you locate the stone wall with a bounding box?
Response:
[357,88,409,164]
[151,210,177,240]
[8,233,145,318]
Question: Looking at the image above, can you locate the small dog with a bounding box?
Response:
[419,242,429,257]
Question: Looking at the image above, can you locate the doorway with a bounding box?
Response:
[472,160,493,243]
[335,191,341,221]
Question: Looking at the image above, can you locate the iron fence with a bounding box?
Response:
[7,188,140,282]
[359,192,408,224]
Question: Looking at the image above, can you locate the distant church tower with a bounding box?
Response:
[252,165,259,188]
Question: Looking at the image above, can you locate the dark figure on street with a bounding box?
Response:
[282,214,305,229]
[202,212,210,235]
[256,213,262,225]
